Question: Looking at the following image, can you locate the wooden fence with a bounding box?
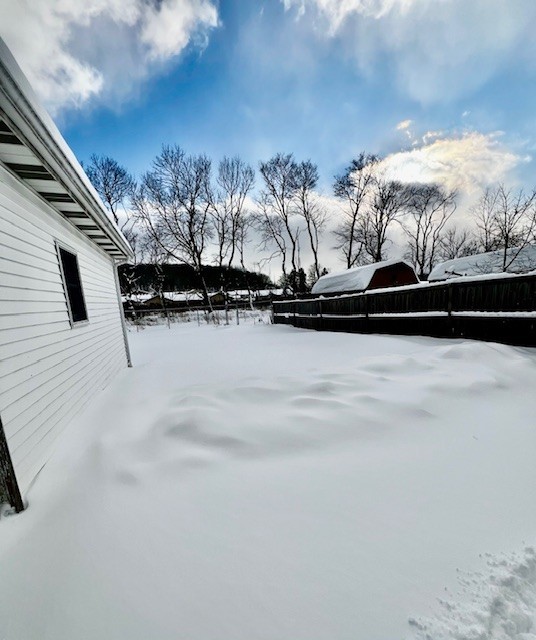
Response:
[273,273,536,346]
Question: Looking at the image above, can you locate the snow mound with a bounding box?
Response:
[99,339,523,481]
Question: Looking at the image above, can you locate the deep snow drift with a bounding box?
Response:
[1,322,535,640]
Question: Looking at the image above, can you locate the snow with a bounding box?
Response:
[409,547,536,639]
[159,290,204,302]
[428,245,536,281]
[311,259,416,294]
[1,323,535,640]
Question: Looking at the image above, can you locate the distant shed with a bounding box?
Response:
[0,39,133,510]
[311,259,419,295]
[428,246,536,282]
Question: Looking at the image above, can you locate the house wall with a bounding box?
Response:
[0,164,128,495]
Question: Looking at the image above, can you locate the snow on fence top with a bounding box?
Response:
[311,259,419,294]
[428,245,536,281]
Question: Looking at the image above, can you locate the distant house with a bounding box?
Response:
[311,260,419,295]
[0,39,133,510]
[137,291,222,309]
[228,288,284,301]
[428,246,536,282]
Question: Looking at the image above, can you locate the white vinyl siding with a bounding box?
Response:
[0,165,128,494]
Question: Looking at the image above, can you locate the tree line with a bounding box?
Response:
[117,263,272,296]
[86,148,536,300]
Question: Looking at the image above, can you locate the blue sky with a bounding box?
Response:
[2,0,536,269]
[60,0,413,184]
[3,0,536,189]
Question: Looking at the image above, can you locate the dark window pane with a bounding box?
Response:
[59,247,88,323]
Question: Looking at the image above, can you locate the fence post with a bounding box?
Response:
[447,282,454,336]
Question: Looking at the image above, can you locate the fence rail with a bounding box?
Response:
[273,273,536,346]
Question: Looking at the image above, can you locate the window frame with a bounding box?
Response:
[55,240,89,328]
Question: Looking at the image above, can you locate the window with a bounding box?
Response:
[58,245,88,324]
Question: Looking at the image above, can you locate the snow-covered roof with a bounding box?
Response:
[428,246,536,282]
[123,289,284,305]
[126,291,204,303]
[228,289,283,298]
[0,38,133,262]
[165,291,204,302]
[311,259,415,294]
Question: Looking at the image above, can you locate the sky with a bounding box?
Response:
[1,0,536,273]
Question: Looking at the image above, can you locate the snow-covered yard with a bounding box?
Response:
[1,322,535,640]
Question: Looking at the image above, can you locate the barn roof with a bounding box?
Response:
[0,38,133,263]
[311,259,415,294]
[428,245,536,281]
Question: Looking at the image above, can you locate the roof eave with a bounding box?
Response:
[0,39,134,263]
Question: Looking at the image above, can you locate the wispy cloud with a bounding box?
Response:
[0,0,219,113]
[283,0,418,30]
[396,119,412,131]
[282,0,536,104]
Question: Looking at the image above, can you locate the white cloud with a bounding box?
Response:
[315,131,528,264]
[380,131,523,193]
[0,0,219,113]
[282,0,536,104]
[141,0,218,61]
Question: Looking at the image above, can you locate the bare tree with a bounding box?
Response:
[437,226,478,261]
[137,231,168,266]
[471,184,536,271]
[131,145,213,305]
[364,176,411,262]
[472,187,501,252]
[254,192,290,279]
[85,154,135,228]
[210,156,255,275]
[258,153,301,277]
[492,185,536,270]
[292,160,327,281]
[236,213,256,308]
[306,263,328,289]
[402,183,457,278]
[332,153,378,268]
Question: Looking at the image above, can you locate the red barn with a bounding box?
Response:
[311,260,419,295]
